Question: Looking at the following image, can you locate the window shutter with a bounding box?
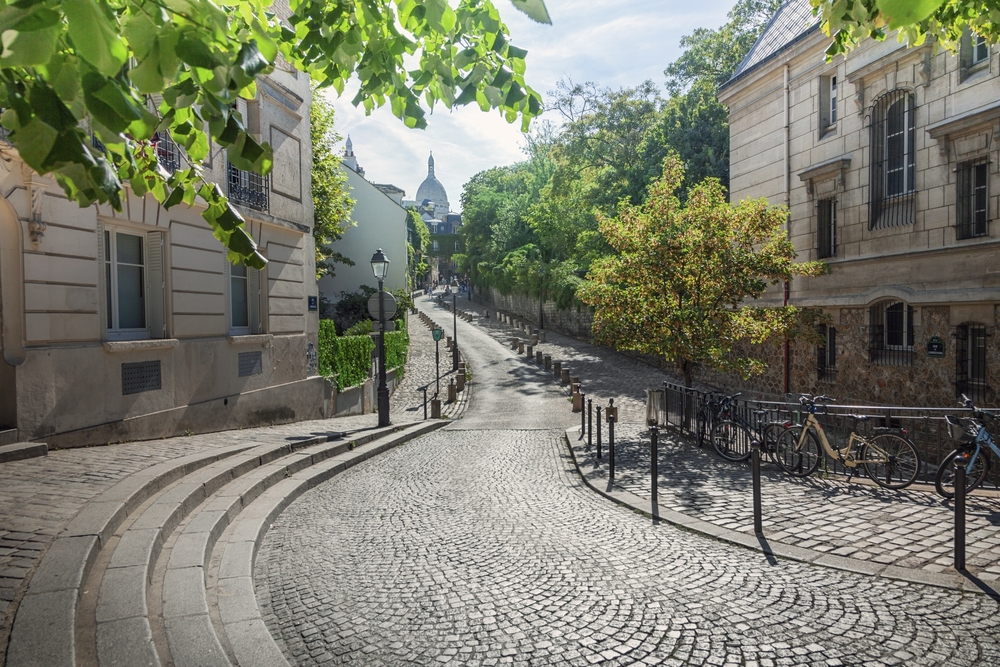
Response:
[828,327,837,369]
[146,231,166,338]
[248,266,261,334]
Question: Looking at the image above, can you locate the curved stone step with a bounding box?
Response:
[7,445,255,667]
[172,421,446,667]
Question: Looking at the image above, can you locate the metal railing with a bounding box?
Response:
[227,162,269,212]
[648,380,1000,491]
[155,135,181,173]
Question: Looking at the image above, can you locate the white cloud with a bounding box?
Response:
[329,0,734,212]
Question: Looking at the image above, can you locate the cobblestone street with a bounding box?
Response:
[255,294,1000,666]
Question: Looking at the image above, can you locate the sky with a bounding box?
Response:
[323,0,736,212]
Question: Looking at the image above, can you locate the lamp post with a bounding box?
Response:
[370,248,391,428]
[432,327,443,396]
[450,277,459,370]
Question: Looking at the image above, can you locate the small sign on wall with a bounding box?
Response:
[927,335,945,357]
[308,296,318,312]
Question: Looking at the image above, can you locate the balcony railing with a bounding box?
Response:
[227,162,269,212]
[154,134,180,173]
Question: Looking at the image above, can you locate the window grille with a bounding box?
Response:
[869,91,915,230]
[154,133,181,173]
[869,301,914,366]
[227,162,269,212]
[238,351,263,377]
[957,158,989,239]
[956,323,988,401]
[817,198,836,258]
[122,361,161,395]
[817,324,837,382]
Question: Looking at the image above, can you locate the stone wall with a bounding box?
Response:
[476,288,594,340]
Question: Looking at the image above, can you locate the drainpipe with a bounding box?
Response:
[783,63,791,396]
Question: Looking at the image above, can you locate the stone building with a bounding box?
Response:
[717,0,1000,408]
[0,63,326,446]
[403,153,463,284]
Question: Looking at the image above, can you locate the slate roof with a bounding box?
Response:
[724,0,821,88]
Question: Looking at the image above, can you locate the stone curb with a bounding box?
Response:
[0,442,47,463]
[210,420,447,667]
[563,426,998,597]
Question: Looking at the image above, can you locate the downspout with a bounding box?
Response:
[783,63,791,396]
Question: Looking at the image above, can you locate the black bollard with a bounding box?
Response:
[581,392,587,432]
[608,412,616,481]
[421,386,428,420]
[955,452,968,571]
[752,439,762,535]
[650,426,658,512]
[588,399,593,450]
[596,406,603,460]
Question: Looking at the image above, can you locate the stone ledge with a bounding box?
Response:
[103,339,179,353]
[0,441,47,463]
[227,334,274,345]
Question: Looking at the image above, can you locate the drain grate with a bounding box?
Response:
[122,361,162,395]
[238,351,263,377]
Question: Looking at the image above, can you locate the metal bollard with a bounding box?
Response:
[588,399,593,449]
[955,453,968,571]
[421,386,428,420]
[536,350,543,364]
[752,439,762,535]
[580,393,586,430]
[553,360,561,377]
[650,426,658,514]
[596,406,602,459]
[431,396,442,418]
[544,355,551,370]
[608,411,616,481]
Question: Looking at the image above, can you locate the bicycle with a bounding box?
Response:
[934,394,1000,499]
[708,393,788,463]
[695,392,725,448]
[774,394,921,490]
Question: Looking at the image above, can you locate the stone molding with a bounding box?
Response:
[103,338,179,352]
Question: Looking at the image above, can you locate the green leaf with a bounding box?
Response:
[507,45,528,60]
[176,34,221,69]
[232,41,270,89]
[82,73,143,134]
[64,0,128,76]
[0,25,58,66]
[509,0,551,25]
[11,119,57,168]
[163,184,184,209]
[226,226,258,258]
[215,202,244,231]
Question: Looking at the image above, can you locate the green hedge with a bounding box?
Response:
[318,320,375,390]
[384,330,409,372]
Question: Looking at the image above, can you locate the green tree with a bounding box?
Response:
[0,0,547,268]
[311,94,355,280]
[812,0,992,57]
[577,156,825,388]
[407,209,431,285]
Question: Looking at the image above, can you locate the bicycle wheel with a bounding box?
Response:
[696,408,709,448]
[861,434,920,490]
[774,426,822,477]
[934,449,989,499]
[759,422,786,460]
[710,420,753,462]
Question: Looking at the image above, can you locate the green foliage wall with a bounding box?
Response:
[318,320,375,390]
[384,330,410,372]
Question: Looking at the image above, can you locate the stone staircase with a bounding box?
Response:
[7,420,444,667]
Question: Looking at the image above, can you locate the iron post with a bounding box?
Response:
[955,452,968,571]
[580,391,586,431]
[587,399,593,450]
[452,285,459,370]
[608,406,615,481]
[752,439,762,535]
[421,385,428,420]
[650,426,658,513]
[596,406,602,460]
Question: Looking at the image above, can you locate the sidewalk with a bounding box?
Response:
[0,306,458,657]
[468,303,1000,591]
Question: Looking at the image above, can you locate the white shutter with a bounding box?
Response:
[146,231,166,338]
[248,266,261,334]
[97,220,108,335]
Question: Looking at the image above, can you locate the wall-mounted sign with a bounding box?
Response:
[927,335,945,357]
[308,296,318,312]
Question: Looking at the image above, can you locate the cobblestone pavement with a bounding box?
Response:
[0,308,451,660]
[255,296,1000,667]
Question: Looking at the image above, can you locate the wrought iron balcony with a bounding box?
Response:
[154,134,180,173]
[227,162,269,212]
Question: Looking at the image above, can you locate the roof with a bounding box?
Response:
[724,0,821,88]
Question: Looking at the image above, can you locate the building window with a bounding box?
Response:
[973,35,990,65]
[454,241,460,251]
[817,198,836,258]
[104,229,148,340]
[231,263,250,334]
[869,300,915,366]
[228,163,269,212]
[956,323,988,402]
[869,91,916,230]
[957,158,989,239]
[817,324,837,382]
[819,74,838,137]
[154,132,180,173]
[432,240,439,251]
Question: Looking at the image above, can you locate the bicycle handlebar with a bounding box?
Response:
[798,394,835,405]
[960,394,998,421]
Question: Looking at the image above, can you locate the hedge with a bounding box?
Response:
[384,330,409,372]
[318,320,375,390]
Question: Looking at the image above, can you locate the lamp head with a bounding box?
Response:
[432,328,443,341]
[370,248,390,280]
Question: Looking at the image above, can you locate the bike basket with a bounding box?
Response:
[945,415,977,444]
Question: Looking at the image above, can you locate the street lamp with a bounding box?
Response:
[432,327,443,396]
[450,276,459,370]
[370,248,391,427]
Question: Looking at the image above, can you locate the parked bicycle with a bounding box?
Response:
[935,395,1000,499]
[707,392,788,463]
[695,392,725,448]
[774,394,921,489]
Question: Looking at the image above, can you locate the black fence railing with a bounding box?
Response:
[647,381,1000,491]
[227,162,269,212]
[155,135,181,173]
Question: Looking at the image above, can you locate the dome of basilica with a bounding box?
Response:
[415,153,448,209]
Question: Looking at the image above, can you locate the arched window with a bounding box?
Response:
[869,300,914,366]
[869,91,915,230]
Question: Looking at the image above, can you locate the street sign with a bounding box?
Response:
[432,328,443,341]
[367,291,397,320]
[371,321,396,332]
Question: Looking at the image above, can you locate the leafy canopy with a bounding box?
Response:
[0,0,547,268]
[311,94,355,280]
[577,155,825,387]
[812,0,996,57]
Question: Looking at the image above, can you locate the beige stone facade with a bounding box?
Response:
[0,65,327,446]
[717,0,1000,408]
